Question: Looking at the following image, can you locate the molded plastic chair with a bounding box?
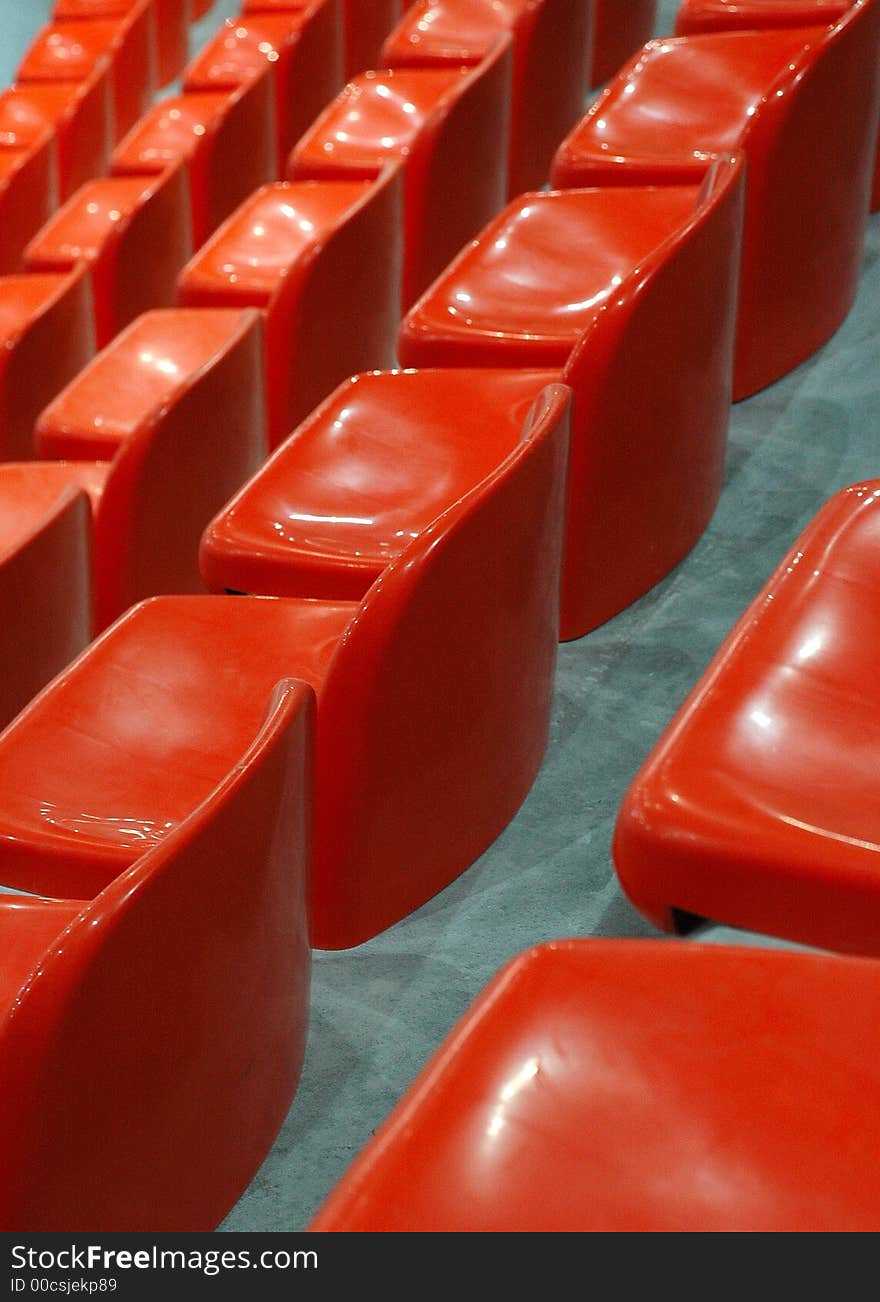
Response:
[289,42,511,306]
[399,154,744,639]
[0,482,92,732]
[614,480,880,958]
[17,2,157,142]
[592,0,657,84]
[550,0,880,397]
[0,268,95,461]
[673,0,880,212]
[381,0,595,195]
[344,0,404,76]
[0,382,569,947]
[0,677,314,1232]
[309,938,880,1231]
[0,135,58,276]
[52,0,189,88]
[184,3,345,174]
[0,68,113,200]
[200,366,560,599]
[112,82,275,246]
[24,164,192,347]
[23,307,267,629]
[177,167,403,447]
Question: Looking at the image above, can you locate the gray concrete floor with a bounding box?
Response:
[2,0,878,1231]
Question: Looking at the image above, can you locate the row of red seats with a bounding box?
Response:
[0,0,877,1232]
[307,0,880,1233]
[0,0,658,1231]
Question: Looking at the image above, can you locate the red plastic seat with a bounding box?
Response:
[674,0,880,212]
[184,4,345,174]
[0,677,313,1232]
[399,155,744,639]
[17,3,157,143]
[592,0,657,84]
[177,168,402,447]
[343,0,404,76]
[52,0,190,88]
[0,479,92,731]
[0,381,568,947]
[200,367,560,599]
[550,1,880,398]
[0,136,58,276]
[309,938,880,1230]
[111,83,275,246]
[381,0,595,195]
[24,165,192,347]
[289,43,511,306]
[614,481,880,958]
[0,68,113,200]
[0,268,95,460]
[25,308,266,629]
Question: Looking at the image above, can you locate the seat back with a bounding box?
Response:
[92,309,267,629]
[732,0,880,391]
[559,153,745,637]
[0,486,92,731]
[269,163,403,440]
[0,677,314,1231]
[312,382,571,947]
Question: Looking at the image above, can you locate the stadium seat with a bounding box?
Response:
[288,40,511,306]
[177,167,403,446]
[52,0,189,88]
[309,938,880,1230]
[0,134,58,275]
[24,164,192,346]
[17,2,156,142]
[0,677,313,1232]
[111,82,275,246]
[0,67,113,200]
[200,366,560,599]
[399,154,745,639]
[550,0,880,396]
[381,0,595,195]
[613,480,880,957]
[184,3,344,174]
[25,307,266,628]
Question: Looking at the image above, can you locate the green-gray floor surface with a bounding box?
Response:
[1,0,876,1233]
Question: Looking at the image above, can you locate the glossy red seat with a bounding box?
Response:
[27,308,266,629]
[17,3,156,142]
[0,268,95,460]
[344,0,404,76]
[111,82,275,246]
[0,677,313,1232]
[52,0,189,88]
[309,938,880,1230]
[674,0,880,212]
[0,382,568,946]
[0,68,112,200]
[614,481,880,958]
[200,367,560,599]
[184,3,344,174]
[289,43,511,306]
[24,165,192,347]
[592,0,657,83]
[381,0,595,195]
[177,168,402,447]
[0,136,58,276]
[551,1,880,398]
[399,155,744,639]
[0,480,92,732]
